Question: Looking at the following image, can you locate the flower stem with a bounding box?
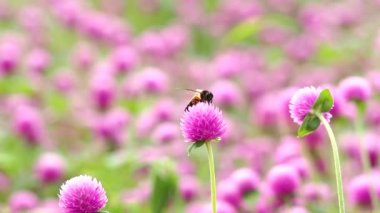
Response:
[316,113,345,213]
[206,141,217,213]
[354,102,380,211]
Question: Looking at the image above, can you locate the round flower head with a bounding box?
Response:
[267,164,300,197]
[348,174,374,208]
[289,86,332,125]
[180,102,226,143]
[9,191,38,212]
[59,175,108,213]
[217,180,242,209]
[35,152,66,184]
[230,168,260,195]
[338,76,371,102]
[180,175,199,202]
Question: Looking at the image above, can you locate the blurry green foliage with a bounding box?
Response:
[124,0,176,34]
[150,158,178,213]
[223,18,261,45]
[0,76,35,96]
[45,92,69,114]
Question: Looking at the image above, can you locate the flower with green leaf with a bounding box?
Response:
[180,102,226,213]
[289,86,345,213]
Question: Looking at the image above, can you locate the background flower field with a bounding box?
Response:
[1,0,380,212]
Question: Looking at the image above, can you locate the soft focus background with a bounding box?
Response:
[1,0,380,212]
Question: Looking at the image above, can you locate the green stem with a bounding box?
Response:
[316,113,345,213]
[206,142,217,213]
[355,102,380,211]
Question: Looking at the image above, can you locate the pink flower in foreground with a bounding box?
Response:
[289,86,332,125]
[180,103,226,143]
[59,175,107,213]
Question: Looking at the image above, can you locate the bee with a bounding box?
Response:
[184,89,214,111]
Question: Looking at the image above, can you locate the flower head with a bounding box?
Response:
[338,76,371,102]
[267,165,301,197]
[348,174,374,207]
[230,168,260,195]
[9,191,38,212]
[180,103,226,143]
[35,152,66,184]
[59,175,107,213]
[289,86,332,125]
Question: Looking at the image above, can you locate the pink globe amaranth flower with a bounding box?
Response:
[26,48,51,74]
[284,157,311,180]
[90,68,116,110]
[160,25,188,55]
[253,94,282,128]
[341,132,380,167]
[255,183,276,213]
[330,2,362,27]
[338,76,371,102]
[348,174,376,208]
[179,175,199,202]
[18,6,44,33]
[329,88,349,118]
[303,128,325,149]
[301,183,331,203]
[284,35,316,61]
[138,31,167,57]
[152,122,179,144]
[53,72,75,94]
[217,180,242,209]
[51,1,82,28]
[12,105,44,144]
[59,175,108,213]
[275,136,301,164]
[180,102,226,143]
[139,67,169,94]
[152,99,177,122]
[210,80,243,107]
[298,5,333,40]
[289,86,332,125]
[259,26,291,45]
[230,168,260,195]
[94,108,130,146]
[72,43,96,70]
[35,152,66,184]
[366,101,380,126]
[213,51,253,78]
[0,39,21,75]
[136,110,158,138]
[9,191,38,212]
[110,46,138,74]
[267,165,301,197]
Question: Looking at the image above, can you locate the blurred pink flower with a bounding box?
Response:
[35,152,66,184]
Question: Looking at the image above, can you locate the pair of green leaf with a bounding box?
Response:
[298,89,334,137]
[187,138,221,156]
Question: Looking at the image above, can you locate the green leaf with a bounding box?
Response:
[298,114,321,137]
[313,89,334,113]
[187,141,205,156]
[150,159,178,213]
[223,18,261,44]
